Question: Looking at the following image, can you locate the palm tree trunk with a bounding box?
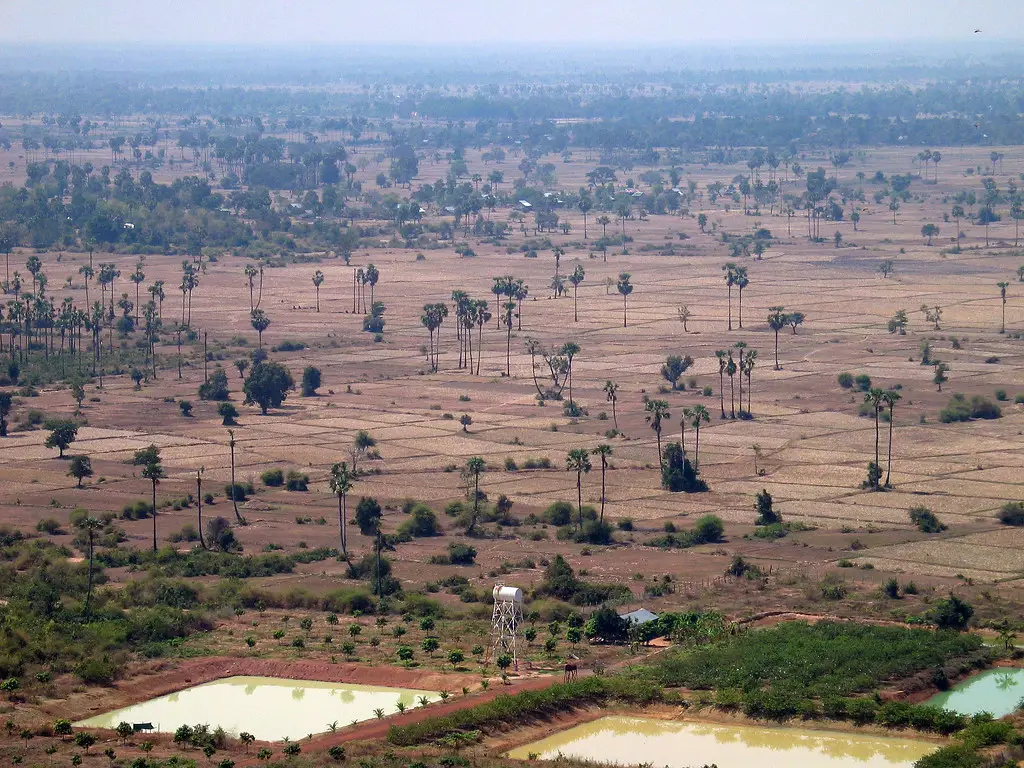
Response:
[151,481,158,552]
[730,376,735,418]
[577,473,583,531]
[719,372,725,418]
[694,426,700,466]
[600,461,606,523]
[885,406,894,487]
[197,476,206,549]
[738,288,743,328]
[85,530,94,612]
[874,412,881,489]
[774,330,780,370]
[230,442,241,521]
[727,287,732,330]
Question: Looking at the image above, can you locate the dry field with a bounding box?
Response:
[1,140,1023,609]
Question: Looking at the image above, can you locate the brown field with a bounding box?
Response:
[1,136,1023,756]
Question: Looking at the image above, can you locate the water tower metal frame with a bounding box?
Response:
[490,583,524,670]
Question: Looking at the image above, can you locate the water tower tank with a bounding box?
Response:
[493,585,523,603]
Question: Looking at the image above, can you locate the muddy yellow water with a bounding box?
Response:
[506,716,936,768]
[75,676,436,741]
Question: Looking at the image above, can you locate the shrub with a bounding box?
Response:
[939,393,1001,422]
[355,497,382,535]
[995,389,1008,401]
[301,366,322,397]
[837,372,854,389]
[854,374,872,391]
[909,506,946,533]
[930,595,974,630]
[178,400,193,417]
[541,501,575,526]
[693,515,724,544]
[998,502,1024,526]
[660,442,708,493]
[198,368,230,401]
[398,505,442,538]
[446,543,477,565]
[36,517,64,535]
[224,483,248,502]
[261,469,284,487]
[218,402,239,425]
[285,471,309,491]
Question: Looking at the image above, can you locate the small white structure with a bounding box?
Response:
[490,584,524,670]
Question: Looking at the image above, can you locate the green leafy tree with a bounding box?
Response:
[355,497,382,536]
[243,361,295,414]
[661,354,693,390]
[45,420,78,457]
[68,455,93,488]
[301,366,321,396]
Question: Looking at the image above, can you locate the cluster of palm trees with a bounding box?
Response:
[766,306,805,370]
[722,262,749,330]
[565,444,614,526]
[713,343,758,419]
[352,263,379,313]
[864,387,901,489]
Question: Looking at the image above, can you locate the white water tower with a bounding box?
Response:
[490,583,524,670]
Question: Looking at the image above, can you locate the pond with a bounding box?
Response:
[927,667,1024,718]
[506,716,936,768]
[75,676,437,741]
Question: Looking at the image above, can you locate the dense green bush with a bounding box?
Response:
[998,502,1024,526]
[397,504,442,538]
[909,506,947,533]
[261,469,284,487]
[939,393,1002,422]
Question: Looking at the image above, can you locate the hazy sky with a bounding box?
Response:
[1,0,1020,44]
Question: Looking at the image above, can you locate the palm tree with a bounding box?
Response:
[604,380,619,430]
[597,215,611,239]
[743,349,758,415]
[726,352,738,418]
[616,273,633,328]
[464,457,486,535]
[251,309,270,348]
[77,515,103,613]
[244,264,259,311]
[733,341,747,411]
[228,429,242,522]
[997,281,1009,333]
[365,263,380,306]
[680,407,693,451]
[644,398,670,467]
[79,264,94,306]
[578,195,592,239]
[715,350,727,418]
[882,389,901,487]
[141,459,165,552]
[129,261,145,324]
[329,462,356,560]
[568,265,585,322]
[722,263,737,330]
[865,388,885,489]
[195,466,206,549]
[562,342,580,406]
[767,307,788,370]
[312,270,324,312]
[690,405,710,466]
[591,444,613,523]
[734,266,749,329]
[566,449,592,531]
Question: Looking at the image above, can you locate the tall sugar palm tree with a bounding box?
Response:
[690,405,710,466]
[997,281,1009,333]
[616,273,633,328]
[734,266,749,329]
[722,263,737,331]
[645,398,670,467]
[591,444,613,523]
[141,458,165,552]
[77,515,103,614]
[864,388,885,489]
[566,449,592,531]
[604,380,619,431]
[715,350,727,418]
[767,307,788,370]
[726,351,738,418]
[882,389,901,488]
[329,461,356,560]
[312,270,325,312]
